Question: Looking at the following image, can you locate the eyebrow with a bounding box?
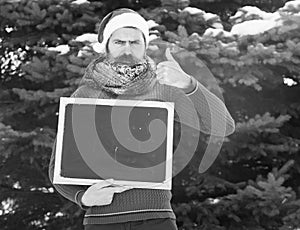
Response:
[112,39,141,43]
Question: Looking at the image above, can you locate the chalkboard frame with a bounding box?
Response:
[53,97,174,190]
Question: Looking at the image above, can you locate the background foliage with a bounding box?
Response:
[1,0,300,229]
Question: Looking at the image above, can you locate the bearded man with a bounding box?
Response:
[49,8,235,230]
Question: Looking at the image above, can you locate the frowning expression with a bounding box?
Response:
[107,27,146,65]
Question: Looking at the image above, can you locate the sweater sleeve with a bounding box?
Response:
[174,77,235,137]
[48,86,91,210]
[48,137,89,210]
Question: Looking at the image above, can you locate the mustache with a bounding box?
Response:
[114,54,142,65]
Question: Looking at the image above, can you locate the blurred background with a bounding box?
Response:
[1,0,300,229]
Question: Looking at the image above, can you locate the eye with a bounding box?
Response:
[130,41,141,45]
[114,40,124,45]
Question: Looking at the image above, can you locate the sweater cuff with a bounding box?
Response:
[75,190,89,210]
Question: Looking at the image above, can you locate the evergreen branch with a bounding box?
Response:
[0,184,56,196]
[32,158,52,187]
[0,101,15,104]
[205,174,247,190]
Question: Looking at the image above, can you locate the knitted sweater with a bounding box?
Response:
[48,77,235,225]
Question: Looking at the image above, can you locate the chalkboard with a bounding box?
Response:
[53,97,174,190]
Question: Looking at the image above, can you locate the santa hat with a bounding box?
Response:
[97,8,150,49]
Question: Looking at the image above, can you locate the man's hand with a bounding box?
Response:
[156,48,196,92]
[81,179,132,207]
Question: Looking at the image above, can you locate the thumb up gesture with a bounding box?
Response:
[156,48,195,91]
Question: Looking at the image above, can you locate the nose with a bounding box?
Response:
[123,42,132,55]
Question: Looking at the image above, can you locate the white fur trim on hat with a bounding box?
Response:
[101,13,150,48]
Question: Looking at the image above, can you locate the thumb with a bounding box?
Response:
[165,47,177,63]
[92,179,114,189]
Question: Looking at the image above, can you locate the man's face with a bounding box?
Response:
[107,27,146,65]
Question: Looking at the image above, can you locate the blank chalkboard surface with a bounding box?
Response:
[53,97,174,190]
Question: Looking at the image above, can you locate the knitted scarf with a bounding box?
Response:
[79,53,157,96]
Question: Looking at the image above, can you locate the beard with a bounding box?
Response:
[104,55,149,81]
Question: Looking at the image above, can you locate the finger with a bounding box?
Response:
[103,186,131,194]
[92,179,114,189]
[157,65,170,71]
[165,47,177,63]
[157,62,166,69]
[109,182,130,188]
[157,61,173,69]
[158,63,180,72]
[109,183,121,187]
[113,186,133,193]
[156,68,166,76]
[98,195,113,206]
[155,72,166,81]
[157,78,168,85]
